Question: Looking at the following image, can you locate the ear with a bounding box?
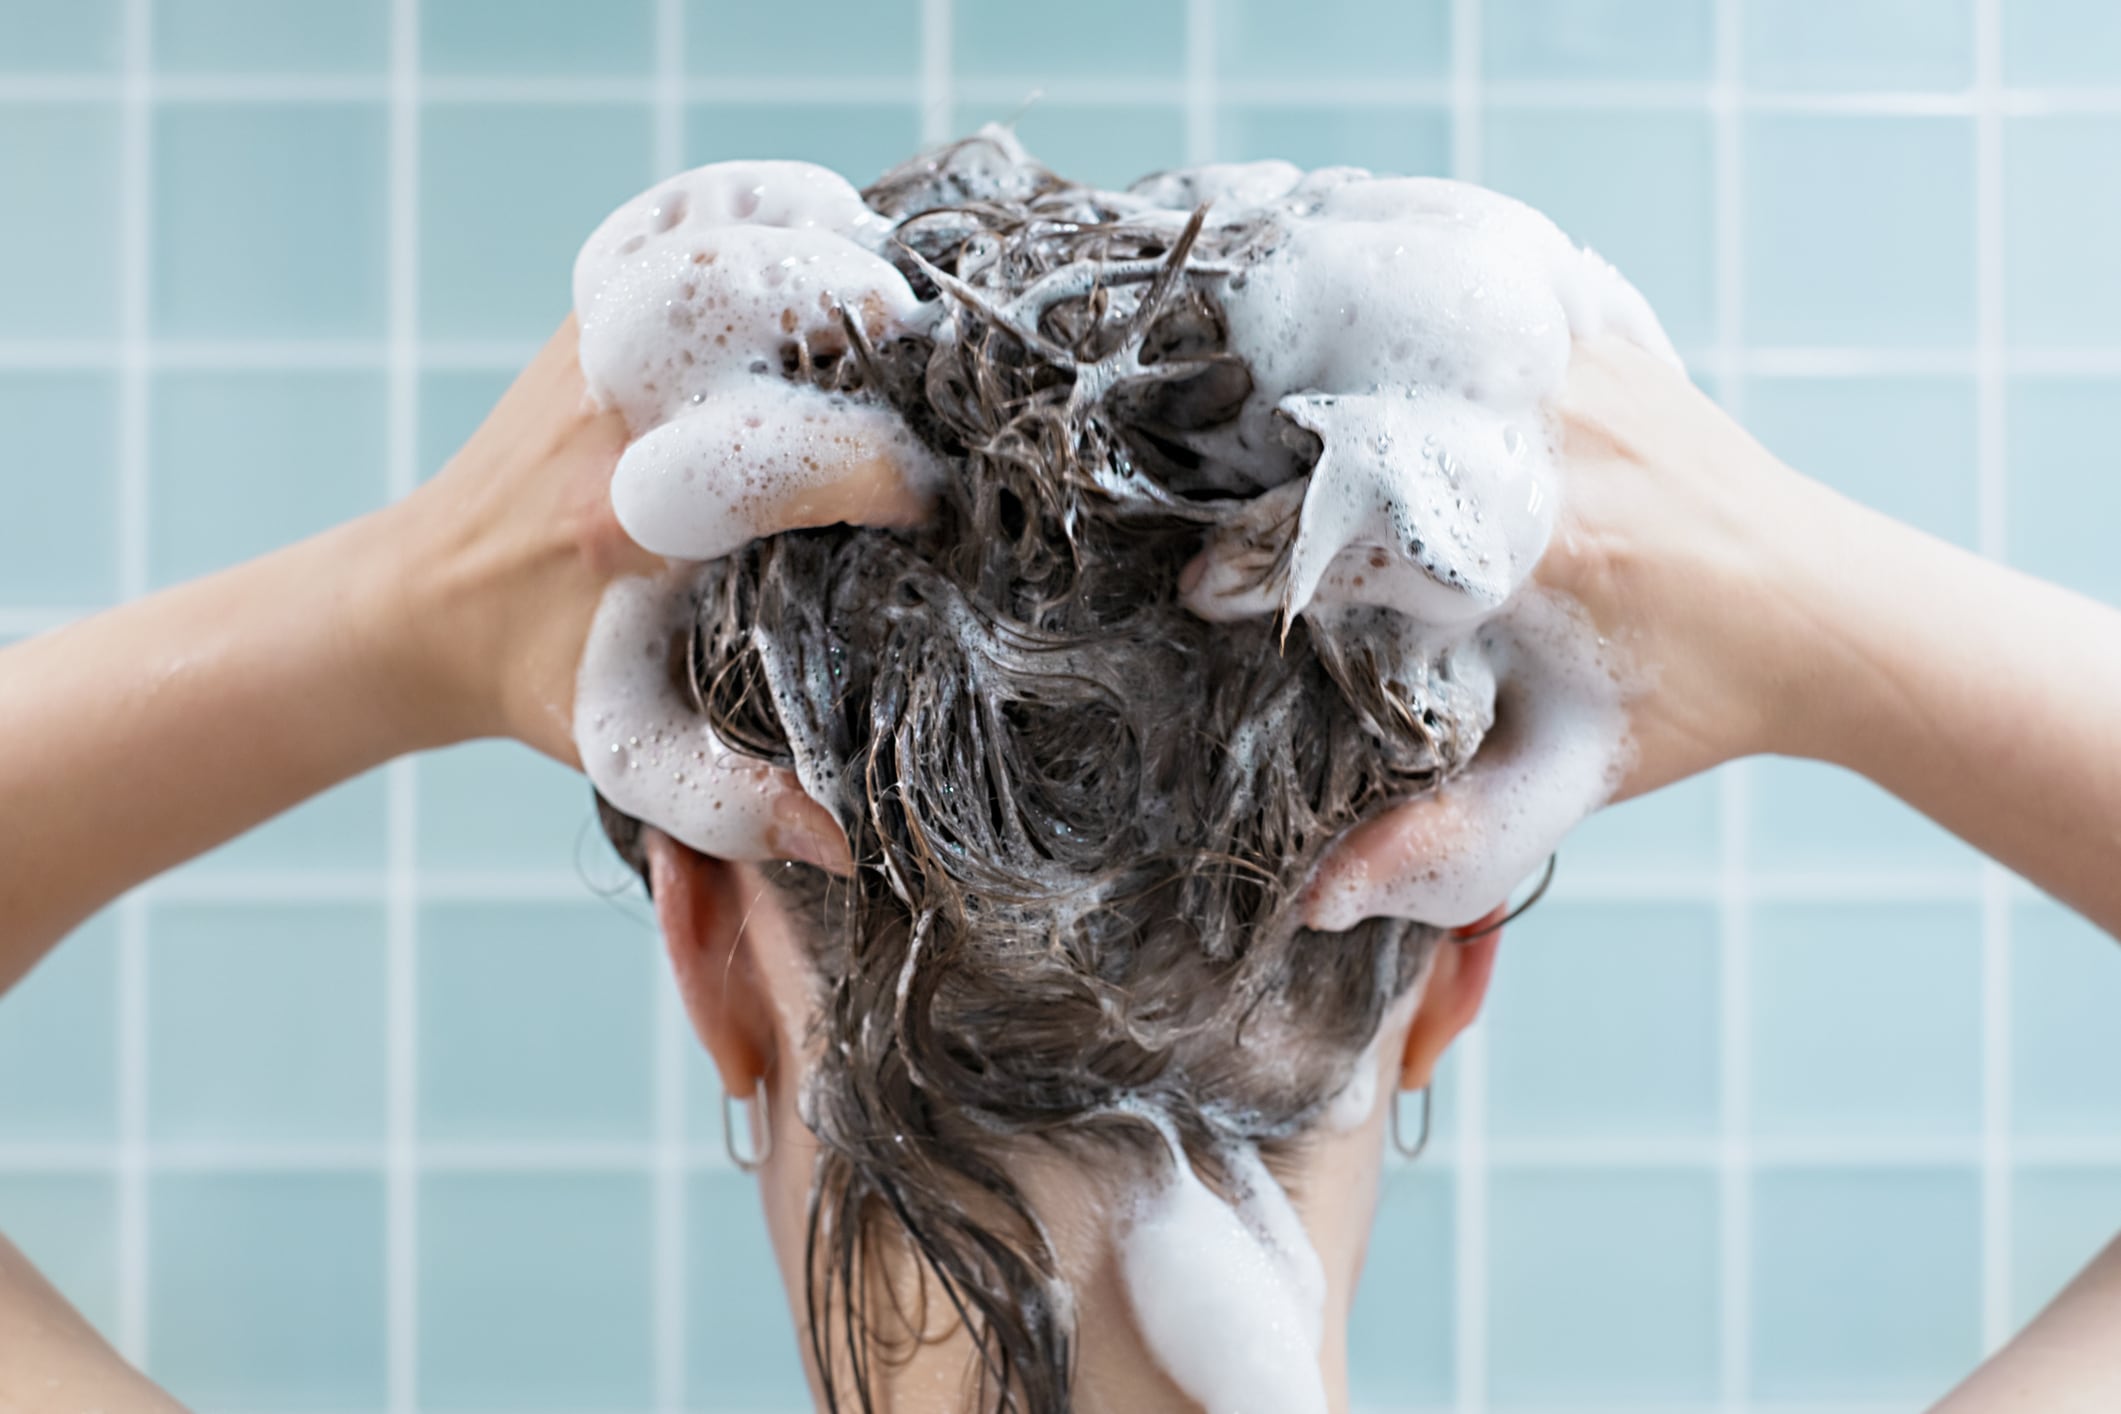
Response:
[1399,920,1503,1091]
[644,829,775,1098]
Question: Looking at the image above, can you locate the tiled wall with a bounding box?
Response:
[1,0,2118,1410]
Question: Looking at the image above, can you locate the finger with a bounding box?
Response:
[609,385,942,562]
[576,574,854,876]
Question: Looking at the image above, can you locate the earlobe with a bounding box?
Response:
[645,829,774,1098]
[1398,921,1503,1091]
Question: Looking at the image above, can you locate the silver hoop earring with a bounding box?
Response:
[1391,1085,1432,1161]
[723,1080,773,1174]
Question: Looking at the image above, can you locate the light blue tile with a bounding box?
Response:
[954,106,1187,190]
[1744,116,1976,347]
[1745,0,1974,91]
[149,369,388,585]
[2011,1167,2121,1325]
[422,0,653,74]
[1751,1167,1981,1400]
[2004,0,2121,84]
[0,915,117,1142]
[421,103,655,340]
[1484,109,1715,348]
[417,740,604,875]
[954,0,1184,81]
[418,901,656,1141]
[1488,901,1720,1139]
[1751,902,1981,1139]
[2005,118,2121,347]
[0,0,119,69]
[147,903,385,1144]
[0,105,119,337]
[419,1172,654,1410]
[154,0,389,73]
[1215,105,1451,176]
[1217,0,1449,82]
[0,1174,120,1338]
[1559,771,1720,876]
[153,104,388,338]
[1745,376,1980,546]
[148,1172,387,1410]
[1489,1167,1719,1401]
[2007,377,2121,606]
[418,367,512,479]
[2012,899,2121,1137]
[686,101,924,187]
[686,1170,807,1406]
[1751,757,1983,875]
[688,0,920,78]
[1484,0,1713,81]
[182,772,390,876]
[1347,1168,1454,1405]
[0,370,119,605]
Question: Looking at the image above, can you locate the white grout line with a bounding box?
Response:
[112,0,153,1372]
[1182,0,1216,165]
[1972,0,2016,1358]
[919,0,953,144]
[383,2,421,1410]
[1712,1,1753,1406]
[1447,10,1486,1409]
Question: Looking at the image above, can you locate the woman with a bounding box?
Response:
[2,249,2118,1413]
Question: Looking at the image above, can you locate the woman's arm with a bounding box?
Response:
[0,1233,185,1413]
[1933,1234,2121,1413]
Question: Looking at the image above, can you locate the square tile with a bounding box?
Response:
[417,901,656,1141]
[1559,770,1720,876]
[417,740,604,875]
[0,914,118,1142]
[1750,756,1983,875]
[1215,104,1451,177]
[420,103,654,341]
[1743,116,1976,347]
[1216,0,1448,82]
[181,772,390,877]
[1346,1168,1454,1405]
[417,367,512,481]
[0,370,119,605]
[147,903,385,1143]
[149,369,388,585]
[0,1173,120,1337]
[419,1172,654,1409]
[1483,0,1713,81]
[686,101,924,188]
[1484,109,1715,348]
[2012,899,2121,1137]
[2005,118,2121,347]
[1745,375,1980,546]
[1745,0,1975,91]
[687,0,920,79]
[686,1170,808,1406]
[1751,902,1982,1139]
[154,0,389,73]
[1489,1167,1720,1401]
[422,0,653,75]
[2004,0,2121,84]
[954,0,1185,82]
[153,104,388,338]
[0,0,119,69]
[954,105,1186,189]
[0,105,120,337]
[1487,901,1720,1139]
[2007,377,2121,605]
[148,1172,387,1410]
[2011,1167,2121,1324]
[1750,1167,1981,1399]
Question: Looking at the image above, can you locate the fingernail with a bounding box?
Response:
[1177,553,1207,595]
[771,798,855,877]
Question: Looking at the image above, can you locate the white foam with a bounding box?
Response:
[1116,1110,1328,1414]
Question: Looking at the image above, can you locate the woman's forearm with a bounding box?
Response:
[0,502,468,989]
[1934,1232,2121,1413]
[1778,489,2121,937]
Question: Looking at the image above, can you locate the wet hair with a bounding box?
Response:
[596,135,1468,1413]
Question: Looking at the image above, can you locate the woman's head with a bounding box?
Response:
[595,134,1506,1413]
